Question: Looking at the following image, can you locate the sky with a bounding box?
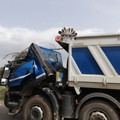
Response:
[0,0,120,67]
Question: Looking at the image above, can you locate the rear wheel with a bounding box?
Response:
[79,100,119,120]
[23,96,52,120]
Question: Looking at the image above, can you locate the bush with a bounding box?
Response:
[0,67,3,78]
[0,86,7,101]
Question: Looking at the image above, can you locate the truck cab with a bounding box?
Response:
[0,43,64,119]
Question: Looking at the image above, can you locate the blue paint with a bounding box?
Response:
[72,48,103,74]
[9,60,34,87]
[33,61,46,77]
[8,45,62,87]
[102,46,120,74]
[9,60,46,87]
[60,72,63,78]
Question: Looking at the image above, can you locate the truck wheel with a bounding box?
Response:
[78,100,119,120]
[23,96,52,120]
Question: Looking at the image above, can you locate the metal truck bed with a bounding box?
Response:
[57,33,120,94]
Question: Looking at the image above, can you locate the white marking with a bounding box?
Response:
[9,73,30,82]
[36,73,46,79]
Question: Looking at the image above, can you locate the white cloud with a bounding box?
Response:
[117,29,120,33]
[0,26,104,67]
[77,28,104,35]
[0,26,61,67]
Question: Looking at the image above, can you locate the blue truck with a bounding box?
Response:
[1,28,120,120]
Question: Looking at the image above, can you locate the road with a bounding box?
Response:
[0,102,73,120]
[0,102,23,120]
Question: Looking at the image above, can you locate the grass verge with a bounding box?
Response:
[0,86,7,101]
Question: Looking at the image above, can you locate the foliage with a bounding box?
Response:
[0,68,6,101]
[0,86,7,101]
[0,67,3,79]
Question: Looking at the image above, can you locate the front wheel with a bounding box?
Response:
[79,100,119,120]
[23,96,52,120]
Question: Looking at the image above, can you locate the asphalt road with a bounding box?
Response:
[0,102,23,120]
[0,102,74,120]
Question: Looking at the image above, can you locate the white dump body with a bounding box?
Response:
[58,34,120,94]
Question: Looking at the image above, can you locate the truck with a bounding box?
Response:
[1,27,120,120]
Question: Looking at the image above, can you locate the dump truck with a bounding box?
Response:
[1,27,120,120]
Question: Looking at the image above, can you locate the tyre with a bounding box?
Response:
[23,96,52,120]
[79,100,119,120]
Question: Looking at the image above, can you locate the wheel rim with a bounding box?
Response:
[90,111,108,120]
[30,106,43,120]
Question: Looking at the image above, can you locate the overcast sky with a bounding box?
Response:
[0,0,120,67]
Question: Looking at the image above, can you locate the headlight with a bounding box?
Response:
[0,67,10,86]
[3,67,10,79]
[1,78,8,85]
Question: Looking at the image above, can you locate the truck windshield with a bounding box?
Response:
[42,49,62,65]
[48,52,62,64]
[48,53,57,62]
[44,51,63,70]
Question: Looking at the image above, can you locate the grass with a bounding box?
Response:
[0,86,7,101]
[0,67,6,101]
